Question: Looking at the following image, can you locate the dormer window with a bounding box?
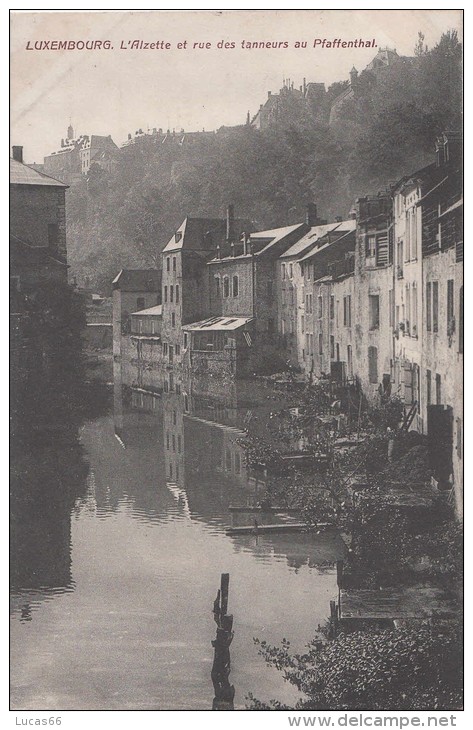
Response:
[175,232,182,243]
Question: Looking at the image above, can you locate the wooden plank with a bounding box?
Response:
[226,522,332,535]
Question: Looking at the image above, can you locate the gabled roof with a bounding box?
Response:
[130,304,162,316]
[163,216,253,255]
[10,158,68,187]
[281,220,355,259]
[112,269,160,292]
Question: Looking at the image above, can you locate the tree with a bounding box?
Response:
[248,622,462,711]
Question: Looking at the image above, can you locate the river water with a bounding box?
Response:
[10,379,345,710]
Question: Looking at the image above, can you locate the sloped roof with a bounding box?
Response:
[281,220,355,259]
[130,304,162,316]
[10,158,68,187]
[183,316,253,331]
[298,227,356,263]
[112,269,160,292]
[163,216,253,255]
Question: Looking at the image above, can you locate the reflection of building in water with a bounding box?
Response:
[163,392,186,489]
[10,437,89,619]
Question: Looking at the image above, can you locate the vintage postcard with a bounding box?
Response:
[10,8,464,720]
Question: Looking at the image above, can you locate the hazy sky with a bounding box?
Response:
[10,9,463,163]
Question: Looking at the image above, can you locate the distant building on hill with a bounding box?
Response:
[43,124,118,183]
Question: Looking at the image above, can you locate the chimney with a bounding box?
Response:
[226,204,235,242]
[306,202,318,227]
[268,91,272,98]
[12,146,23,163]
[335,215,343,223]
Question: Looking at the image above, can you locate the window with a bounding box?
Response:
[166,257,170,272]
[176,383,181,395]
[175,344,180,356]
[164,286,168,303]
[388,289,393,328]
[169,372,174,391]
[268,318,274,334]
[289,264,293,279]
[166,432,170,450]
[138,319,143,333]
[396,240,403,278]
[173,256,176,272]
[164,379,169,393]
[163,342,168,356]
[369,295,380,330]
[435,374,442,405]
[432,281,439,333]
[309,294,313,314]
[176,285,180,304]
[171,312,176,328]
[306,333,310,356]
[173,410,177,426]
[426,282,432,332]
[169,345,173,363]
[412,285,418,335]
[318,296,323,319]
[301,316,304,332]
[366,235,376,257]
[336,343,340,362]
[137,297,145,310]
[183,332,188,350]
[368,346,378,384]
[178,435,182,454]
[447,279,454,334]
[215,277,220,296]
[172,434,176,452]
[330,336,335,359]
[426,369,432,405]
[330,295,334,320]
[223,277,230,298]
[318,333,323,355]
[48,223,59,250]
[411,209,417,259]
[170,285,174,303]
[151,321,155,335]
[307,264,311,281]
[281,319,285,336]
[343,295,352,327]
[232,275,239,297]
[281,263,286,280]
[310,334,314,356]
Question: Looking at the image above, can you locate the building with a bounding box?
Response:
[43,124,118,183]
[10,146,69,302]
[112,269,161,389]
[353,191,393,400]
[205,217,308,375]
[251,78,327,130]
[298,221,357,379]
[160,208,252,391]
[278,213,360,368]
[419,132,463,514]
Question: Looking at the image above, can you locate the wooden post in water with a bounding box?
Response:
[211,573,235,710]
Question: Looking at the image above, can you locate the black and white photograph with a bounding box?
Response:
[9,8,464,718]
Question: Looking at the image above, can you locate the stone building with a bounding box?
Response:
[419,132,463,515]
[10,146,69,300]
[278,214,361,368]
[112,269,161,390]
[353,191,393,400]
[298,222,356,378]
[43,124,118,184]
[160,209,252,391]
[205,218,307,374]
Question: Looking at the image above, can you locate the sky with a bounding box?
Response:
[10,9,463,163]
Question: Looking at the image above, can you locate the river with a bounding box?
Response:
[10,379,345,710]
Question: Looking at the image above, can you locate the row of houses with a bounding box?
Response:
[112,131,463,516]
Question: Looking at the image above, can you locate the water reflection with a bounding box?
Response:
[11,365,345,711]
